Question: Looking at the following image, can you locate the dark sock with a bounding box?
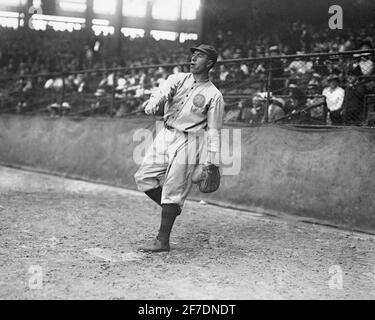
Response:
[157,204,181,243]
[145,187,162,206]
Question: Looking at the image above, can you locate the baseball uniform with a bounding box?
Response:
[134,72,224,207]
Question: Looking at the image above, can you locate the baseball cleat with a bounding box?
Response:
[138,238,170,253]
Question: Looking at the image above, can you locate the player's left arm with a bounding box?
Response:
[206,93,225,165]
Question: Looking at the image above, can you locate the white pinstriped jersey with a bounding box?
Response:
[148,72,224,153]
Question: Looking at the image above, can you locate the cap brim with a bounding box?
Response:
[190,47,208,55]
[190,47,218,64]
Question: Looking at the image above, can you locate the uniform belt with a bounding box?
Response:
[164,121,188,135]
[164,122,175,131]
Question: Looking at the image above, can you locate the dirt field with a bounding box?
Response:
[0,166,375,300]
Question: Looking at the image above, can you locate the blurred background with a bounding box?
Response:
[0,0,375,126]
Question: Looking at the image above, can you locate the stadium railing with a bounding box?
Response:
[1,49,374,127]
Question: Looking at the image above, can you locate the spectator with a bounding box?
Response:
[288,82,306,112]
[306,83,327,124]
[219,65,229,81]
[352,41,374,76]
[342,69,367,125]
[286,51,313,75]
[267,97,286,122]
[322,75,345,125]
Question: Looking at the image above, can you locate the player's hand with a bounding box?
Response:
[144,102,159,115]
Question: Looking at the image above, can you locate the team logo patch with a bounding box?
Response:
[193,94,206,109]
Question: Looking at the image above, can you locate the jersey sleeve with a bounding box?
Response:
[148,74,183,109]
[206,93,225,160]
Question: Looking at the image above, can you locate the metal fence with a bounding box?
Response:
[1,49,375,127]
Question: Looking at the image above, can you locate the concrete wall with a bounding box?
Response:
[1,115,374,232]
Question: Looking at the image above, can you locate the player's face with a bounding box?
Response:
[190,51,212,74]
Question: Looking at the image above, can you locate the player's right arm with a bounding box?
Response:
[206,93,224,164]
[145,74,182,115]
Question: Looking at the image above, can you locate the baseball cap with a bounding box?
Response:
[190,44,218,64]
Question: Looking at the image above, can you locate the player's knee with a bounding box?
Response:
[134,170,157,192]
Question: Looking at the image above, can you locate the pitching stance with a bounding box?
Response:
[134,44,224,252]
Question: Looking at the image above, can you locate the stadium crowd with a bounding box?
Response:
[1,21,374,75]
[0,20,374,125]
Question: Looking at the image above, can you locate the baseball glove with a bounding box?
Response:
[192,163,221,193]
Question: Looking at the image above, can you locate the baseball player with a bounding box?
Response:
[134,44,224,252]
